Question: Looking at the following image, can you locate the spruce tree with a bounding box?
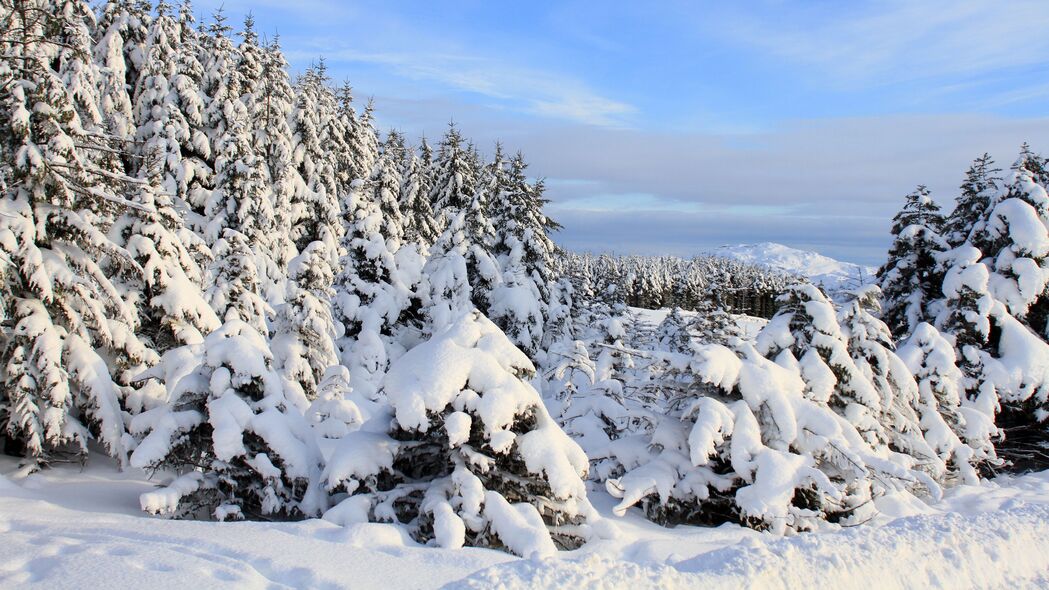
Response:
[288,62,342,259]
[429,124,476,221]
[398,143,439,246]
[271,241,340,401]
[654,307,692,354]
[323,312,598,556]
[945,154,1000,250]
[253,35,297,275]
[0,0,149,466]
[757,283,888,447]
[877,186,948,339]
[333,167,410,396]
[977,152,1049,331]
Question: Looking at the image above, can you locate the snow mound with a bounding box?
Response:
[710,242,874,291]
[451,503,1049,589]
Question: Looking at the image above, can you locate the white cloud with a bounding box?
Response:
[287,47,635,127]
[709,0,1049,87]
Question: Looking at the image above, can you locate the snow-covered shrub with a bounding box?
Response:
[322,311,600,557]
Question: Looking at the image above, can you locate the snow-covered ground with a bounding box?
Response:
[710,242,876,292]
[629,307,767,340]
[2,455,1049,589]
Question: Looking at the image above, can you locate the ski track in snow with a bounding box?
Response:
[2,457,1049,589]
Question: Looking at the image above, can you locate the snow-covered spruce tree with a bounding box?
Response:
[877,185,948,340]
[605,339,935,533]
[255,35,297,246]
[945,154,1001,250]
[50,0,103,135]
[757,283,888,448]
[590,308,636,402]
[541,272,576,351]
[322,311,601,557]
[544,337,640,483]
[488,151,558,356]
[93,0,152,154]
[333,167,412,397]
[233,14,261,112]
[132,0,211,233]
[288,62,343,260]
[271,241,340,401]
[420,210,475,336]
[131,317,325,521]
[305,365,362,440]
[202,93,280,310]
[975,153,1049,335]
[837,285,964,482]
[935,247,995,399]
[398,141,440,246]
[429,124,476,225]
[461,188,501,318]
[348,97,379,185]
[206,229,271,334]
[950,159,1049,471]
[0,0,154,466]
[111,159,218,364]
[329,81,365,186]
[654,307,693,354]
[689,298,741,347]
[897,321,991,485]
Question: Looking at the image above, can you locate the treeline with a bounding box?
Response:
[563,252,799,318]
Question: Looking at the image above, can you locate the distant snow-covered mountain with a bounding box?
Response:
[709,242,876,291]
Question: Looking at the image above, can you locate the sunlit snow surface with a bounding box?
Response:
[2,454,1049,589]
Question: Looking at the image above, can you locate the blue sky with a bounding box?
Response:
[198,0,1049,265]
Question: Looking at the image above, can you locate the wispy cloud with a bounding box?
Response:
[708,0,1049,89]
[287,47,635,127]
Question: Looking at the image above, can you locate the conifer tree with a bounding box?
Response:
[133,0,210,230]
[333,169,411,396]
[399,143,439,246]
[93,0,152,155]
[132,318,324,520]
[348,97,379,183]
[421,211,474,335]
[429,124,476,221]
[0,0,150,465]
[488,151,558,354]
[945,154,1000,250]
[203,69,279,303]
[757,284,888,447]
[272,241,340,401]
[837,286,952,480]
[654,307,692,354]
[253,35,297,274]
[976,153,1049,332]
[689,299,740,347]
[323,312,599,556]
[897,323,989,484]
[877,186,948,339]
[288,62,342,259]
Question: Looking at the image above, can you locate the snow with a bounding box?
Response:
[3,455,1049,589]
[710,242,875,292]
